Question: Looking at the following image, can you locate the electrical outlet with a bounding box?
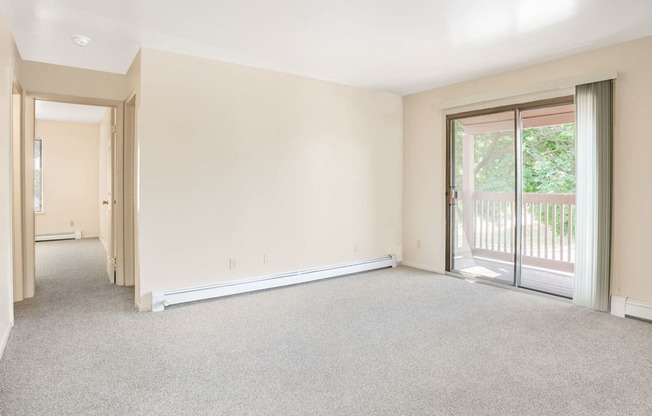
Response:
[263,255,270,265]
[354,243,359,253]
[70,220,75,227]
[229,258,236,270]
[416,240,422,249]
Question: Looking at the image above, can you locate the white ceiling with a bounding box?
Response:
[3,0,652,95]
[35,101,109,124]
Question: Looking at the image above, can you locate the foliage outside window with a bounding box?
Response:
[453,123,575,194]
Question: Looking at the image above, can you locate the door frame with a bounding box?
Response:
[444,96,574,288]
[20,92,134,295]
[123,93,137,288]
[11,81,25,302]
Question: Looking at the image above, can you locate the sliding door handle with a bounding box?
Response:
[447,186,459,205]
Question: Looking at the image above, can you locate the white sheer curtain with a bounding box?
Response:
[574,80,613,311]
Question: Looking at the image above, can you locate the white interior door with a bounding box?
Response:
[104,108,116,282]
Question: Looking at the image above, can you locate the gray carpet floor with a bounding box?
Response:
[1,239,651,415]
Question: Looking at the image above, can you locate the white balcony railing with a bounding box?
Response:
[455,192,575,273]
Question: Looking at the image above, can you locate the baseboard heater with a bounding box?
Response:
[611,295,652,322]
[35,231,82,242]
[152,255,397,312]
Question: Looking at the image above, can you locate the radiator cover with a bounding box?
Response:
[35,231,82,242]
[152,255,396,312]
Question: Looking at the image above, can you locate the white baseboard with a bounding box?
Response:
[135,299,152,313]
[610,295,627,317]
[611,295,652,321]
[0,324,11,361]
[401,261,443,274]
[152,255,397,312]
[35,230,81,242]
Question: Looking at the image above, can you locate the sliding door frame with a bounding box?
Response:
[445,96,574,289]
[514,108,523,288]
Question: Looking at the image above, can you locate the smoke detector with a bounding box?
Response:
[71,35,90,47]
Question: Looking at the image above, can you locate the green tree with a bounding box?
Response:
[454,122,575,194]
[522,124,575,194]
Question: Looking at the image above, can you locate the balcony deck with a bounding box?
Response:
[453,255,573,298]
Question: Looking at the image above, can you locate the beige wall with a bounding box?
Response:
[0,10,19,357]
[126,51,140,99]
[98,109,112,250]
[35,120,100,238]
[403,36,652,304]
[19,60,128,102]
[136,48,402,310]
[126,51,141,300]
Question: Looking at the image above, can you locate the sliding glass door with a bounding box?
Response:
[449,111,516,285]
[447,100,575,298]
[519,105,575,297]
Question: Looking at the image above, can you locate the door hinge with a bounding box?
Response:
[109,256,117,266]
[111,125,117,134]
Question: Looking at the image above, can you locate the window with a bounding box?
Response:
[34,138,43,212]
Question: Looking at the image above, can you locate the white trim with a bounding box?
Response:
[401,261,443,274]
[610,295,627,317]
[438,69,618,111]
[152,255,397,312]
[0,324,11,361]
[35,231,81,241]
[611,296,652,321]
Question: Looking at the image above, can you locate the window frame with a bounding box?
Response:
[34,137,43,213]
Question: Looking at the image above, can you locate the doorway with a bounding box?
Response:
[446,98,576,298]
[17,93,135,307]
[32,100,115,278]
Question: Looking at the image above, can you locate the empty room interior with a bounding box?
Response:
[1,1,652,415]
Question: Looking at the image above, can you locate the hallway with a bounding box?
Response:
[1,239,136,414]
[31,239,133,314]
